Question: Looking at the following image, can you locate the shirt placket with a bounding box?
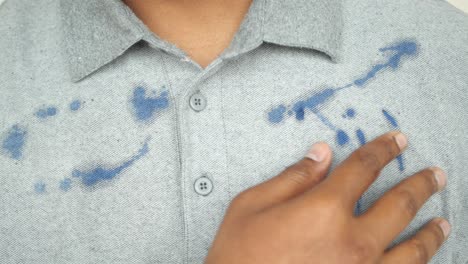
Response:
[168,58,231,263]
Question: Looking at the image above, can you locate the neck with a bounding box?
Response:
[123,0,253,68]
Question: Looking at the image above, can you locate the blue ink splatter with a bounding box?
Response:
[343,108,356,119]
[354,41,417,87]
[356,129,366,146]
[267,40,417,125]
[314,111,337,130]
[72,138,150,187]
[59,178,72,191]
[314,112,349,147]
[382,109,405,172]
[1,125,27,160]
[334,83,353,92]
[34,181,46,194]
[70,100,82,111]
[396,155,405,172]
[336,130,350,146]
[132,87,169,121]
[268,105,287,123]
[35,106,58,119]
[291,88,336,122]
[382,109,399,127]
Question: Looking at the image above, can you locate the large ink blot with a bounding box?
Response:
[72,138,150,187]
[132,87,169,122]
[1,124,27,160]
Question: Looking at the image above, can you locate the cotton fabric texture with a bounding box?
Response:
[0,0,467,263]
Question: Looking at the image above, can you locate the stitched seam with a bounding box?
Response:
[158,51,189,264]
[220,71,231,203]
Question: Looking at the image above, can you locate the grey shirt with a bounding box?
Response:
[0,0,467,263]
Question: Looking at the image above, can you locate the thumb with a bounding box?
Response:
[237,142,332,212]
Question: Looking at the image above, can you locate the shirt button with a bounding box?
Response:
[189,92,207,112]
[194,176,213,196]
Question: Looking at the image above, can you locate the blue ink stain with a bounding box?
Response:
[343,108,356,119]
[1,125,27,160]
[382,109,399,127]
[132,87,169,121]
[334,83,353,92]
[396,155,405,172]
[35,106,58,119]
[59,178,72,191]
[356,129,367,146]
[268,105,287,123]
[70,100,82,111]
[267,40,418,125]
[314,111,337,130]
[72,138,150,187]
[266,41,414,168]
[292,88,336,121]
[34,181,46,194]
[336,130,350,146]
[294,104,305,121]
[72,170,81,178]
[354,41,417,87]
[314,112,350,147]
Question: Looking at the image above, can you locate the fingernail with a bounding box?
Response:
[306,142,328,162]
[393,132,408,150]
[430,167,447,191]
[438,219,451,239]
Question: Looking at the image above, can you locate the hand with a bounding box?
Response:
[205,131,450,264]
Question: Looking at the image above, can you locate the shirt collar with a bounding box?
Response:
[263,0,344,62]
[62,0,343,82]
[61,0,146,82]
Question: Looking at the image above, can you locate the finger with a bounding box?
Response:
[234,142,332,212]
[361,167,446,247]
[320,130,407,208]
[381,218,450,264]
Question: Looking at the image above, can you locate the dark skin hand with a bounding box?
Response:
[205,131,450,264]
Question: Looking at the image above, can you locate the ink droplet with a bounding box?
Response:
[132,87,169,122]
[34,181,46,194]
[70,100,82,111]
[336,130,350,146]
[59,178,72,191]
[268,105,287,123]
[356,129,366,145]
[35,106,58,119]
[343,108,356,119]
[1,124,27,160]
